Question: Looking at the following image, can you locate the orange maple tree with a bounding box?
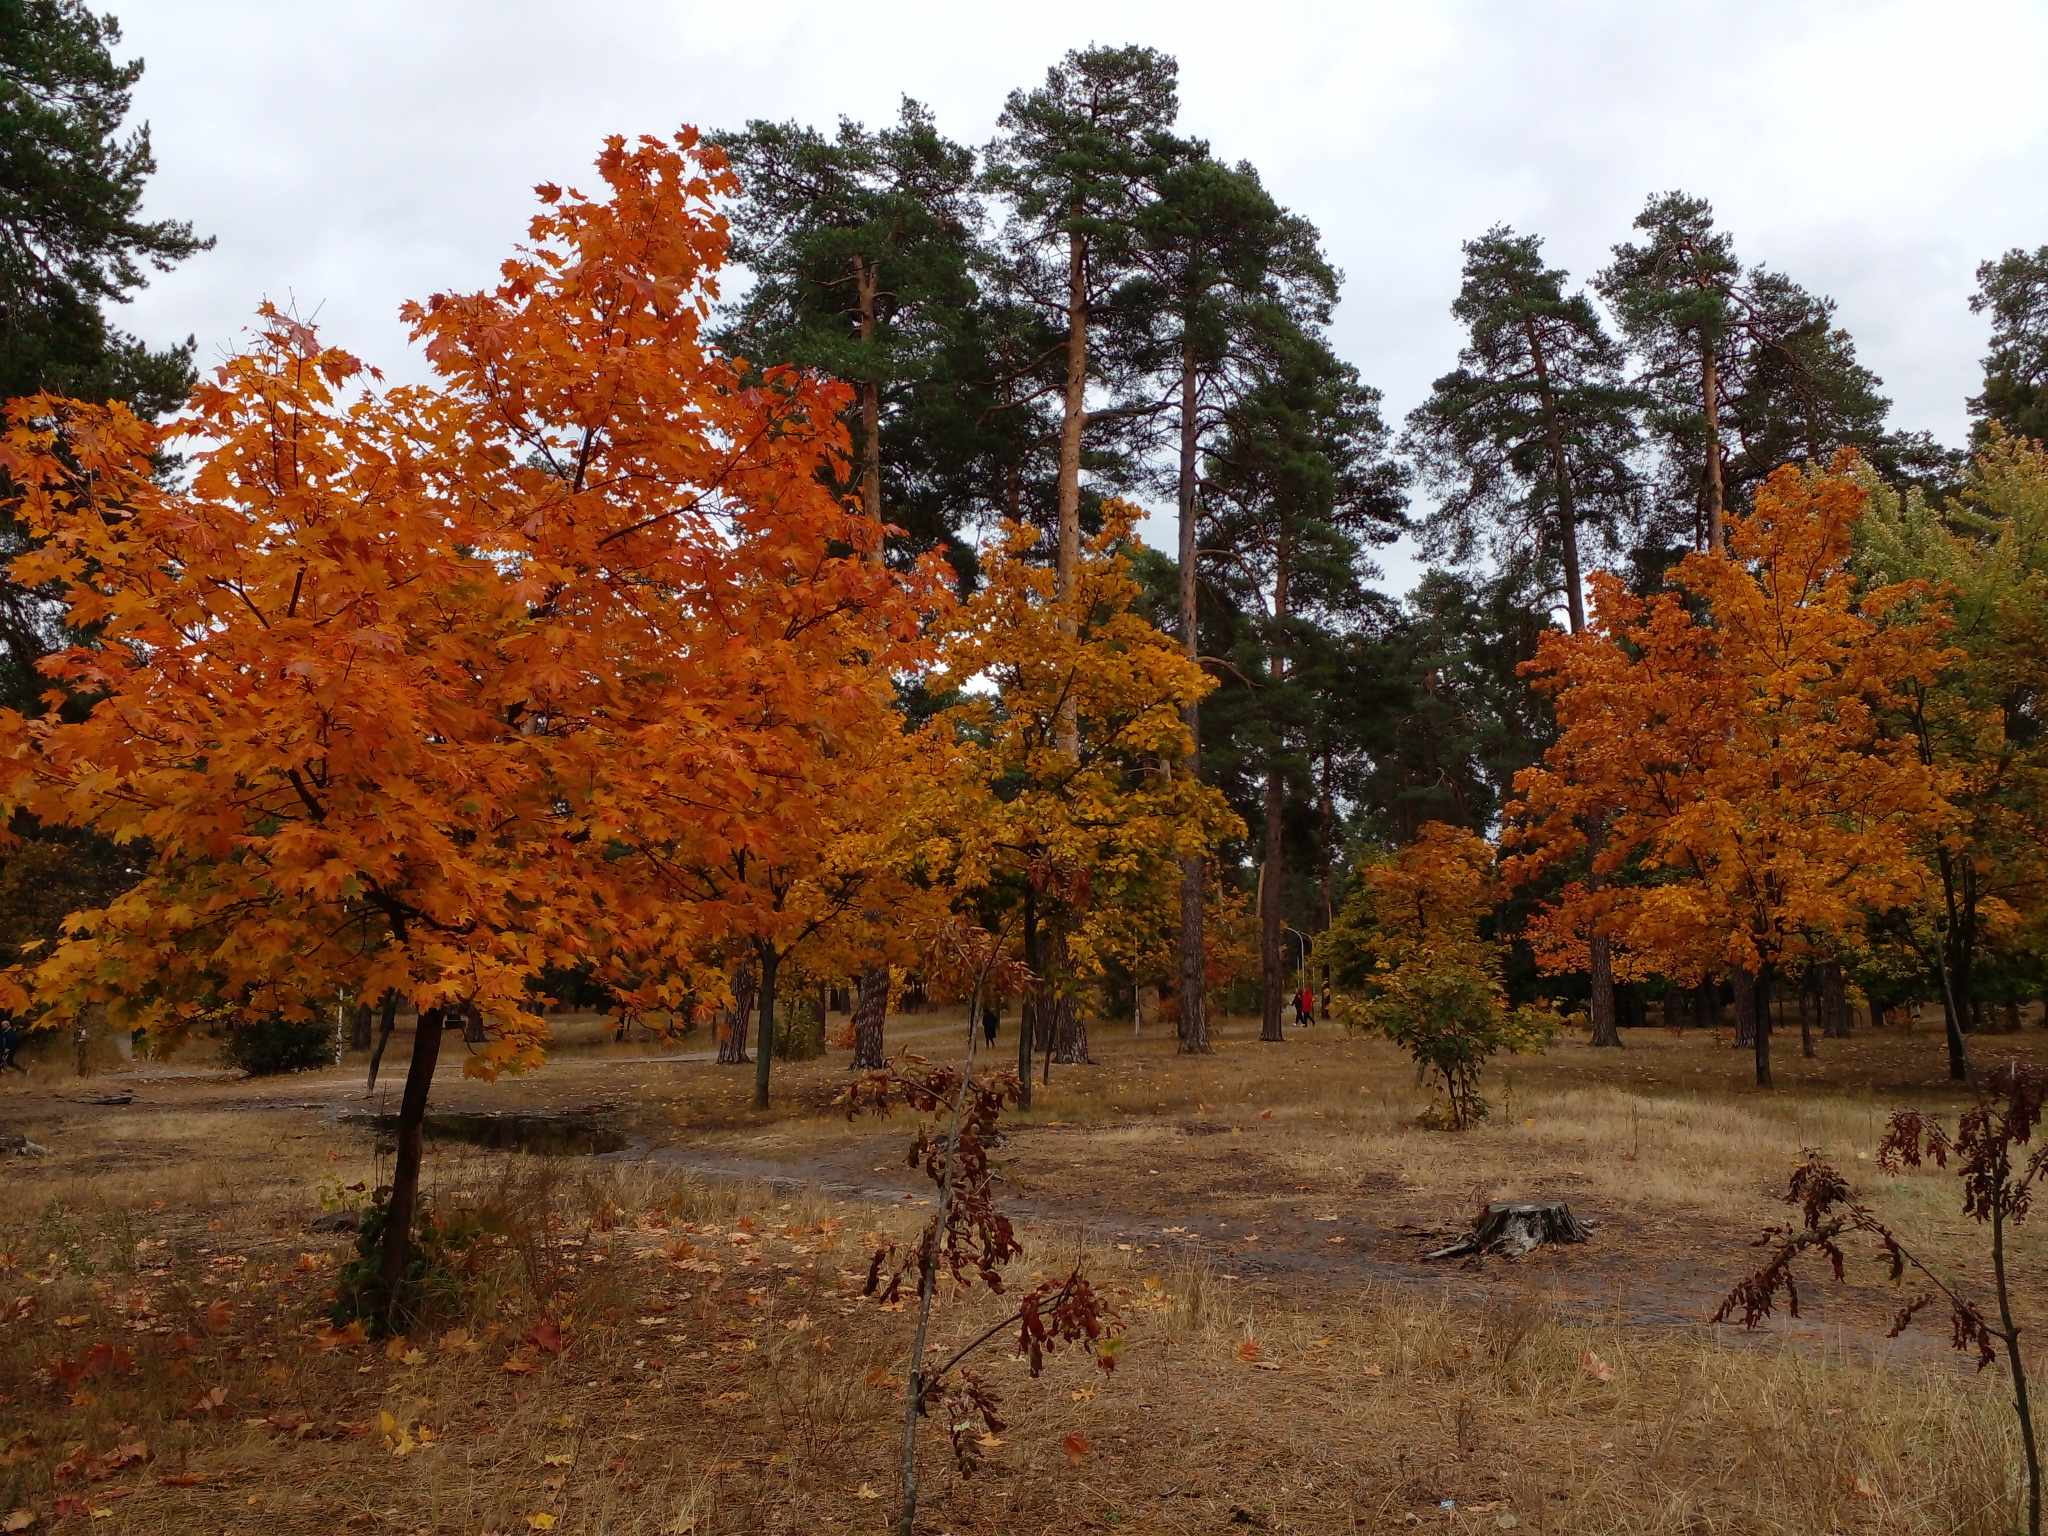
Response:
[1505,461,1958,1086]
[0,131,940,1316]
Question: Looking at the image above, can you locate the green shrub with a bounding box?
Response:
[222,1014,332,1075]
[332,1189,492,1333]
[775,998,825,1061]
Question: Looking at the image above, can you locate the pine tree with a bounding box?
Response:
[1970,246,2048,448]
[1598,192,1913,559]
[1405,225,1643,635]
[1203,322,1406,1042]
[1131,152,1335,1053]
[1,0,211,712]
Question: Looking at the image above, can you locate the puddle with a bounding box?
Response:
[339,1105,627,1156]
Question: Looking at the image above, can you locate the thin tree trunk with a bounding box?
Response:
[753,945,779,1110]
[2005,998,2023,1034]
[1753,964,1774,1088]
[1693,978,1719,1032]
[1798,967,1816,1059]
[1732,969,1756,1047]
[1054,225,1087,758]
[365,991,400,1093]
[377,1005,446,1321]
[349,1001,372,1052]
[853,256,882,526]
[1261,535,1288,1045]
[852,967,888,1070]
[718,963,757,1066]
[1017,886,1037,1110]
[1702,341,1726,555]
[1822,962,1849,1037]
[1176,334,1209,1055]
[1525,313,1587,634]
[1991,1200,2045,1536]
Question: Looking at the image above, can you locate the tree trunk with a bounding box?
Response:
[1732,968,1756,1047]
[462,1002,485,1045]
[1702,341,1726,555]
[1525,313,1587,635]
[853,257,882,527]
[2004,998,2022,1033]
[1798,967,1816,1059]
[1054,225,1087,758]
[718,964,757,1066]
[753,945,779,1110]
[377,1005,447,1322]
[1176,334,1209,1055]
[350,1001,373,1052]
[852,967,888,1070]
[366,991,400,1093]
[1822,962,1849,1037]
[1662,988,1684,1030]
[1587,933,1621,1047]
[1017,886,1037,1110]
[1752,965,1774,1089]
[1693,978,1718,1032]
[1261,533,1288,1046]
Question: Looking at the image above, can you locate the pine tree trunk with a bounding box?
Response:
[462,1002,485,1045]
[1798,968,1816,1059]
[1176,335,1209,1055]
[1017,886,1037,1110]
[1702,342,1726,555]
[1822,962,1849,1037]
[853,257,882,527]
[350,1001,373,1052]
[753,946,779,1110]
[1693,977,1719,1032]
[377,1005,447,1322]
[1054,225,1087,758]
[1261,535,1288,1045]
[718,964,757,1066]
[852,967,888,1070]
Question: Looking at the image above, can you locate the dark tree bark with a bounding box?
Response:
[753,945,779,1109]
[1587,934,1621,1047]
[365,991,400,1093]
[350,1001,372,1052]
[1822,962,1850,1037]
[1753,966,1774,1088]
[377,1005,447,1321]
[852,967,888,1070]
[1176,335,1210,1056]
[1662,988,1684,1030]
[717,964,757,1066]
[1732,968,1757,1048]
[1797,967,1816,1059]
[1693,978,1719,1032]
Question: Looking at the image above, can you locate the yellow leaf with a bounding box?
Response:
[528,1516,557,1531]
[853,1484,880,1501]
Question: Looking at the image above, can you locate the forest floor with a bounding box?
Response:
[1,1011,2042,1534]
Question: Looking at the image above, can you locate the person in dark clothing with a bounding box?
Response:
[0,1017,22,1073]
[981,1004,999,1048]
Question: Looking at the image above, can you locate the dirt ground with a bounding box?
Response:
[0,1010,2040,1534]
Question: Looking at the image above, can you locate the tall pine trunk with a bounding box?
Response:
[349,1000,372,1051]
[1702,341,1726,554]
[1732,969,1756,1048]
[1175,334,1209,1054]
[1053,225,1087,758]
[1753,965,1774,1088]
[1798,966,1817,1059]
[1017,886,1037,1109]
[852,967,888,1070]
[377,1005,446,1321]
[1259,535,1288,1044]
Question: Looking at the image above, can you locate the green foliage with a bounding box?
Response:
[1341,946,1555,1129]
[332,1189,490,1334]
[221,1013,332,1076]
[774,996,825,1062]
[1326,824,1555,1129]
[1969,245,2048,448]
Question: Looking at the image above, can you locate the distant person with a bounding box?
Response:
[981,1004,999,1048]
[1302,983,1316,1028]
[1291,989,1306,1028]
[0,1015,22,1073]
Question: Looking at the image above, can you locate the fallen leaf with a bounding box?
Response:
[1061,1432,1091,1466]
[1579,1350,1613,1384]
[541,1453,574,1468]
[853,1484,880,1501]
[2,1511,33,1532]
[528,1516,557,1531]
[1235,1337,1263,1363]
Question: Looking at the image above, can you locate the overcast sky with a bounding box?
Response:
[117,0,2048,593]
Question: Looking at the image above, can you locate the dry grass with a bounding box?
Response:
[1,1010,2043,1532]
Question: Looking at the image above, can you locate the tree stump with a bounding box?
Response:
[1424,1201,1593,1262]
